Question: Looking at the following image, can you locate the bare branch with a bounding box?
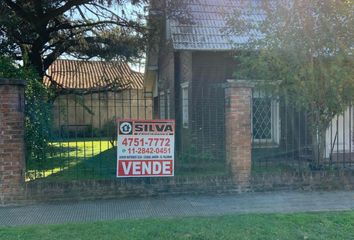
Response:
[43,0,91,21]
[49,20,130,32]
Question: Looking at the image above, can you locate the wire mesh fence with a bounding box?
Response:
[25,85,229,181]
[25,88,153,181]
[251,89,354,174]
[175,84,227,176]
[25,84,354,182]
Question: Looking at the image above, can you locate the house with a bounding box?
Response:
[44,59,153,137]
[145,0,354,164]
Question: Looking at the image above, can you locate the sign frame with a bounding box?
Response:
[116,119,175,178]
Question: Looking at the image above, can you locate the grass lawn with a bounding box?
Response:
[1,211,354,240]
[26,139,227,181]
[26,140,114,181]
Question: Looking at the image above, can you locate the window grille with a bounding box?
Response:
[253,98,272,140]
[252,91,280,146]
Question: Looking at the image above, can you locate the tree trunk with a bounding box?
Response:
[308,108,330,169]
[21,44,45,78]
[311,127,327,168]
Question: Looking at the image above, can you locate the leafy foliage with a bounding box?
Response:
[227,0,354,161]
[0,0,149,76]
[0,56,51,164]
[25,79,52,164]
[0,0,189,78]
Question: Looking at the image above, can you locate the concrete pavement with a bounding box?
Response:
[1,191,354,226]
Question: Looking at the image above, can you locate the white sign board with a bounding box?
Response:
[117,119,175,177]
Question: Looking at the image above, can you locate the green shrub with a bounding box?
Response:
[25,79,52,163]
[0,56,52,164]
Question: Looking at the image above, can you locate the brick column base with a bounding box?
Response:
[0,78,26,205]
[225,80,253,189]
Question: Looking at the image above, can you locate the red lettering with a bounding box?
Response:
[118,160,173,177]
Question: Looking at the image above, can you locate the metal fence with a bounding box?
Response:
[25,85,229,181]
[26,88,153,181]
[176,84,227,176]
[251,89,354,173]
[25,84,354,182]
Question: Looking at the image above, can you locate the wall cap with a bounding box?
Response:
[0,78,26,86]
[224,79,282,88]
[224,79,255,88]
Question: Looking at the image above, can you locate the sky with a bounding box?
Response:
[59,1,147,73]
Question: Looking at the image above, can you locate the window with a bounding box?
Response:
[252,91,280,146]
[153,97,159,119]
[159,90,170,119]
[159,91,166,119]
[166,90,171,119]
[181,82,189,128]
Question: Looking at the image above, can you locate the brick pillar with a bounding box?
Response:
[0,78,26,205]
[225,80,253,188]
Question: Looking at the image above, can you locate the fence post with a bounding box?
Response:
[0,78,26,205]
[225,80,253,189]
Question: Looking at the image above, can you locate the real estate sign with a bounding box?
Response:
[116,119,175,177]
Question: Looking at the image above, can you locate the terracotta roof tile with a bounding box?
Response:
[43,60,144,90]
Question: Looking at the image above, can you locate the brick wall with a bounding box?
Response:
[24,176,237,203]
[192,52,237,86]
[0,78,26,205]
[225,80,253,188]
[22,171,354,204]
[251,170,354,192]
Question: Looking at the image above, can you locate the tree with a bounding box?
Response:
[0,0,189,166]
[0,0,151,78]
[227,0,354,164]
[0,0,189,95]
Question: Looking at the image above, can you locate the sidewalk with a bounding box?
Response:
[1,191,354,226]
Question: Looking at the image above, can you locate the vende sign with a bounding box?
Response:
[116,119,175,177]
[118,160,173,176]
